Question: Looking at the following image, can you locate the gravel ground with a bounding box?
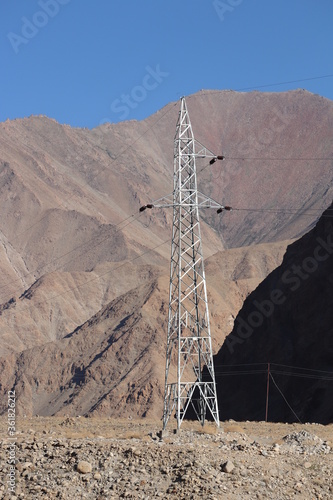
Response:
[0,417,332,499]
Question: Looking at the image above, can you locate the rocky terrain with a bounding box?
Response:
[0,89,332,419]
[0,417,332,499]
[0,240,289,419]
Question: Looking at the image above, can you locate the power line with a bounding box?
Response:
[236,73,333,92]
[232,207,333,212]
[0,176,227,303]
[214,361,333,372]
[0,211,144,303]
[187,73,333,98]
[231,207,333,216]
[227,207,333,219]
[269,373,302,424]
[1,195,330,304]
[225,157,332,161]
[1,102,178,244]
[213,362,332,423]
[5,236,170,318]
[215,362,268,367]
[215,370,267,376]
[214,362,333,380]
[215,368,333,382]
[271,371,333,382]
[67,361,333,379]
[0,105,180,299]
[271,363,333,374]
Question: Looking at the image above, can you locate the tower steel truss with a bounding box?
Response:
[160,97,222,431]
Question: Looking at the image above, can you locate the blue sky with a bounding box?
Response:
[1,0,332,128]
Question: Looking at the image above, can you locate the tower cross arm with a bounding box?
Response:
[192,139,224,162]
[196,191,228,209]
[140,192,232,212]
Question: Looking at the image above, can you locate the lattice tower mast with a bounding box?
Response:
[161,97,222,431]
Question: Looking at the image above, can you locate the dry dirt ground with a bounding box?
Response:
[0,416,332,499]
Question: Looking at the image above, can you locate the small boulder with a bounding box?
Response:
[77,461,92,474]
[222,460,235,473]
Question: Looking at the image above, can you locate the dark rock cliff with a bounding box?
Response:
[214,202,333,424]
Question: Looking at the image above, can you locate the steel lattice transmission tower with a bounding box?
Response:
[140,97,228,431]
[163,97,224,431]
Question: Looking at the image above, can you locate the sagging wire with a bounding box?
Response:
[3,101,179,244]
[269,373,303,424]
[0,210,146,304]
[186,73,333,97]
[6,236,171,317]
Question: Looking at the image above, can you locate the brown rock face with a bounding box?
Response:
[0,90,332,419]
[0,90,332,295]
[214,203,333,424]
[0,241,287,418]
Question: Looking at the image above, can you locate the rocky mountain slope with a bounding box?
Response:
[0,241,288,418]
[0,90,332,300]
[214,203,333,424]
[0,89,332,419]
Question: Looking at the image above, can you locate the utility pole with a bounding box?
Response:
[141,97,228,431]
[265,362,270,422]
